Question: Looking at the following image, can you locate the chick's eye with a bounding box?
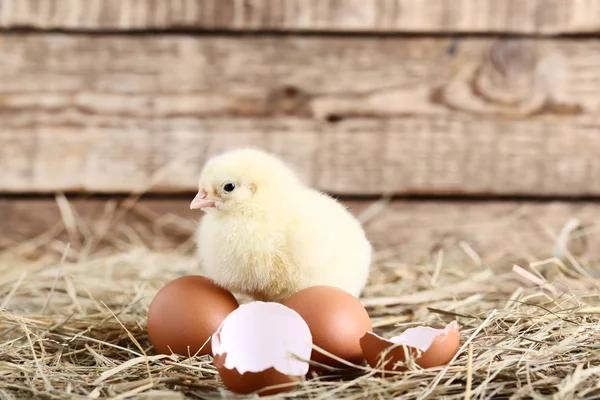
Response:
[222,182,236,193]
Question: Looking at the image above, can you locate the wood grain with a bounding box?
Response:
[2,34,600,196]
[2,197,599,267]
[3,118,600,196]
[1,0,600,34]
[2,35,598,122]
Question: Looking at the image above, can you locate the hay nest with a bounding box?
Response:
[1,199,600,399]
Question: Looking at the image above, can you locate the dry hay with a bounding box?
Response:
[1,198,600,400]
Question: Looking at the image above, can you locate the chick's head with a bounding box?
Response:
[190,148,302,215]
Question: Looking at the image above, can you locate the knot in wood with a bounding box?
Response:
[267,85,311,116]
[489,40,536,78]
[475,40,542,107]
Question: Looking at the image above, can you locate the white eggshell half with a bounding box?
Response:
[212,301,312,376]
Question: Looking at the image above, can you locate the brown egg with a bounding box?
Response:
[283,285,372,369]
[360,321,460,376]
[147,275,239,356]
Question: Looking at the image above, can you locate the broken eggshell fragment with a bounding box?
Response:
[212,301,312,396]
[360,321,460,374]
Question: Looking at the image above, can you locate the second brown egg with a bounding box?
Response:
[283,285,372,370]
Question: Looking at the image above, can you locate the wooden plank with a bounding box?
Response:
[2,34,600,196]
[2,197,599,266]
[1,0,600,35]
[2,34,599,123]
[3,118,600,196]
[1,34,598,123]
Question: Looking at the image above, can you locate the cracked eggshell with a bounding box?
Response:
[212,301,312,396]
[147,275,239,356]
[360,321,460,373]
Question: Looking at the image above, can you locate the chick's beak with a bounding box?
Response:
[190,189,216,210]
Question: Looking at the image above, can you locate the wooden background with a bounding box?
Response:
[1,0,600,263]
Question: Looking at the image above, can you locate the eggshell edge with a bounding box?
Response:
[360,321,460,372]
[213,352,303,396]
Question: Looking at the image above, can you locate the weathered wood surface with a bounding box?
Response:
[3,118,600,196]
[2,34,600,196]
[1,198,599,266]
[1,0,600,35]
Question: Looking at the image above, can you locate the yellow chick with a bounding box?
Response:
[190,148,372,303]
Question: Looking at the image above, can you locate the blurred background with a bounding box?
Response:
[1,0,600,266]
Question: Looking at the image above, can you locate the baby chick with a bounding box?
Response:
[190,148,372,303]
